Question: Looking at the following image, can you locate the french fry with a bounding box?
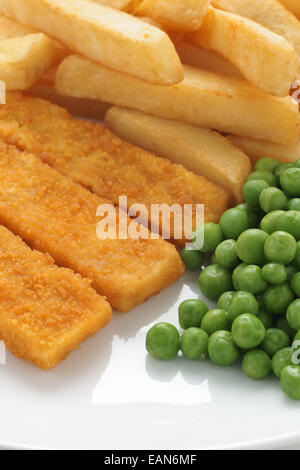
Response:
[174,41,242,77]
[212,0,300,57]
[0,14,69,67]
[105,106,252,203]
[0,0,183,86]
[187,6,299,96]
[0,34,56,90]
[228,134,300,164]
[278,0,300,19]
[56,55,300,145]
[135,0,211,32]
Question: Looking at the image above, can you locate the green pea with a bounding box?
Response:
[232,262,247,290]
[275,163,294,181]
[272,348,294,378]
[198,264,233,300]
[220,208,248,239]
[247,170,277,187]
[218,291,235,311]
[264,231,296,265]
[286,264,298,281]
[263,283,294,315]
[215,239,239,269]
[208,330,239,366]
[276,211,300,241]
[193,222,222,253]
[280,168,300,197]
[201,309,230,336]
[238,265,268,294]
[146,322,180,360]
[281,365,300,400]
[237,229,269,265]
[180,248,204,270]
[291,273,300,297]
[259,187,287,213]
[261,328,290,357]
[287,198,300,212]
[178,299,209,330]
[287,299,300,331]
[243,180,270,207]
[232,314,266,349]
[260,210,285,234]
[256,292,265,308]
[235,203,259,228]
[242,350,271,380]
[255,158,280,174]
[275,317,296,340]
[228,291,259,324]
[261,263,287,285]
[180,328,209,359]
[258,309,273,329]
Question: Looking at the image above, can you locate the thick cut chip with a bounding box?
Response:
[187,6,299,96]
[0,225,111,370]
[0,92,230,245]
[228,134,300,164]
[0,14,69,66]
[174,41,242,77]
[91,0,141,11]
[0,140,184,312]
[56,55,300,145]
[135,0,211,32]
[0,34,56,90]
[105,106,251,204]
[212,0,300,58]
[0,0,183,86]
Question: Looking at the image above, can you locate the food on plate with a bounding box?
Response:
[0,34,57,90]
[146,322,180,360]
[0,92,230,243]
[187,6,299,96]
[105,106,251,204]
[0,141,184,312]
[56,56,300,145]
[0,225,112,369]
[174,41,242,77]
[212,0,300,57]
[278,0,300,19]
[0,0,183,86]
[0,14,69,66]
[228,134,300,164]
[147,157,300,399]
[135,0,211,32]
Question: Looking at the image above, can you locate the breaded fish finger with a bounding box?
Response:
[0,225,111,369]
[0,92,230,244]
[0,142,183,312]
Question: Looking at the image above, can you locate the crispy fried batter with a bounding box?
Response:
[0,92,230,244]
[0,141,183,312]
[0,225,111,369]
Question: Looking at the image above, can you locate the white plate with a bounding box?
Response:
[0,270,300,450]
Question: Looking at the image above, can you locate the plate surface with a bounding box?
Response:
[0,270,300,450]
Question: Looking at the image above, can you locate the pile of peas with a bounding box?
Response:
[146,157,300,401]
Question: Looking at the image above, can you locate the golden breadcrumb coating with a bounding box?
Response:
[0,141,183,312]
[0,225,111,369]
[0,92,230,244]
